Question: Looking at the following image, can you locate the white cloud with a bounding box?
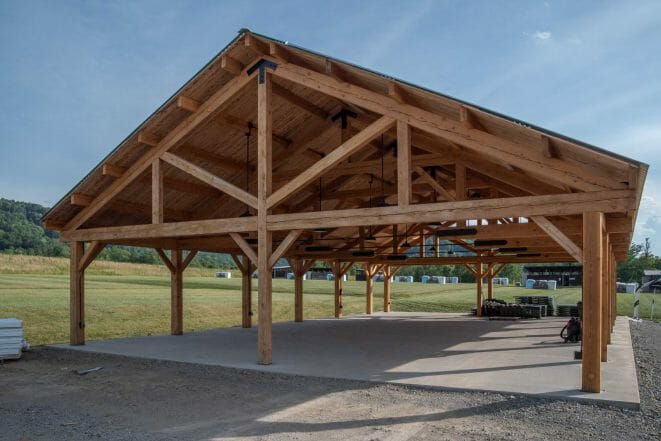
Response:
[533,31,552,41]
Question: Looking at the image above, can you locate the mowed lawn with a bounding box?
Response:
[0,256,656,346]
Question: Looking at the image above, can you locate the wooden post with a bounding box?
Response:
[601,234,610,361]
[383,265,391,312]
[333,261,343,318]
[171,249,183,335]
[257,71,273,364]
[365,263,373,314]
[611,249,616,332]
[456,163,466,226]
[397,120,411,206]
[70,241,85,345]
[582,211,603,393]
[294,261,304,322]
[241,258,253,328]
[487,264,494,300]
[434,234,440,258]
[152,159,164,223]
[475,263,483,317]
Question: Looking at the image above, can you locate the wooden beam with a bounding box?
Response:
[414,166,455,201]
[69,241,85,345]
[229,232,258,265]
[266,115,395,209]
[182,250,198,270]
[61,216,256,242]
[333,260,343,318]
[388,82,407,104]
[70,193,94,207]
[530,216,583,262]
[397,120,412,206]
[155,248,175,273]
[476,263,483,317]
[582,211,603,393]
[78,241,105,272]
[267,190,634,232]
[257,71,273,365]
[601,234,609,361]
[161,152,258,209]
[138,131,160,147]
[272,62,623,192]
[102,163,125,178]
[271,81,329,120]
[152,159,164,223]
[63,69,256,231]
[269,229,302,268]
[221,55,243,75]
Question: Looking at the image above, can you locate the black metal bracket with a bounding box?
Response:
[331,108,358,129]
[247,59,278,84]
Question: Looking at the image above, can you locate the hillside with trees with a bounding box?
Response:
[0,198,236,269]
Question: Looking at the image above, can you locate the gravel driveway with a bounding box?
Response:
[1,320,658,441]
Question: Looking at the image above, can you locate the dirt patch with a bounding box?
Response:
[1,321,659,441]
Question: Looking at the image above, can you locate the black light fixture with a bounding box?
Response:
[436,228,478,237]
[352,250,376,257]
[447,243,455,255]
[240,122,254,218]
[305,245,333,252]
[313,177,328,233]
[474,239,508,247]
[386,254,408,261]
[497,247,528,253]
[517,253,542,257]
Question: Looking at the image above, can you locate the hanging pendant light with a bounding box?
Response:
[240,123,253,217]
[313,177,328,233]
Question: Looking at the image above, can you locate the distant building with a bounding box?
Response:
[522,265,582,288]
[642,269,661,292]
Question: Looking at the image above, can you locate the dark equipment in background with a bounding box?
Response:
[560,317,582,343]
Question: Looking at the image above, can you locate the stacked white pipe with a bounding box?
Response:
[0,318,27,360]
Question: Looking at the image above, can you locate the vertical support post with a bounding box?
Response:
[241,258,253,328]
[475,263,483,317]
[294,261,304,322]
[582,211,603,393]
[611,249,616,331]
[365,263,373,314]
[397,120,411,206]
[601,234,610,360]
[152,159,164,224]
[70,241,85,345]
[170,249,183,335]
[257,70,273,364]
[434,234,440,258]
[333,261,343,318]
[487,264,494,300]
[383,266,391,312]
[455,163,466,226]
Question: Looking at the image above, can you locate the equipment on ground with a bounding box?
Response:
[560,317,582,343]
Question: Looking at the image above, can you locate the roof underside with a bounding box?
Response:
[42,30,648,263]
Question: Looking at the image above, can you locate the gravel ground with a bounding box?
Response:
[1,320,658,441]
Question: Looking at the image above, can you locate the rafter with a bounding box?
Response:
[270,61,625,192]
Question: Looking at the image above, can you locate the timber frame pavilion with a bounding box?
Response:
[42,30,648,393]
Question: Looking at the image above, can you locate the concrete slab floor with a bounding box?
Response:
[57,313,640,409]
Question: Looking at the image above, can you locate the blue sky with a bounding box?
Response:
[1,0,659,252]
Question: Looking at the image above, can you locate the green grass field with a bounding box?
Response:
[0,255,657,346]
